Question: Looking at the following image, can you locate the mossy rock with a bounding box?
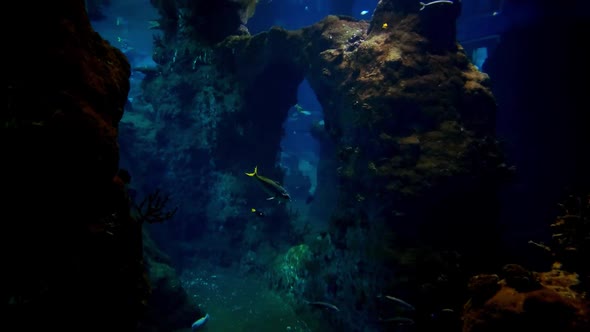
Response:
[269,244,313,297]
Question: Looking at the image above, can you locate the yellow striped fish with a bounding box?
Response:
[245,166,291,202]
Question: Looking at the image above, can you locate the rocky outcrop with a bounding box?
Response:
[5,0,145,330]
[219,2,509,328]
[150,0,257,44]
[5,1,195,330]
[139,231,202,332]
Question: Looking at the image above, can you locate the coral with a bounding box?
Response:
[550,193,590,276]
[463,193,590,332]
[467,274,501,306]
[149,0,256,45]
[139,231,201,331]
[268,244,313,302]
[463,263,590,332]
[133,188,178,224]
[500,263,541,292]
[527,192,590,293]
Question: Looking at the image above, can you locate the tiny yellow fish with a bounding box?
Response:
[382,23,388,29]
[251,208,265,217]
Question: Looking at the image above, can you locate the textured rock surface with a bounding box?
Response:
[222,4,509,329]
[6,1,144,330]
[5,1,195,330]
[139,231,202,332]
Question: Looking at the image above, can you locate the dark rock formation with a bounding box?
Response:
[527,192,590,293]
[467,273,501,306]
[5,1,196,331]
[5,1,145,330]
[139,231,201,332]
[150,0,257,44]
[501,263,541,292]
[549,193,590,285]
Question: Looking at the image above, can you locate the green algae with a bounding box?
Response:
[184,269,311,332]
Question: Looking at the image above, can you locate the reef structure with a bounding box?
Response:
[127,0,511,329]
[464,263,590,332]
[463,192,590,332]
[220,0,510,329]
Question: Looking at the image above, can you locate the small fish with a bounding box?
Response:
[294,104,312,116]
[116,16,129,27]
[382,23,388,29]
[191,313,209,330]
[430,308,455,320]
[304,300,340,312]
[419,0,454,11]
[384,295,416,311]
[147,20,161,29]
[251,208,265,217]
[245,166,291,202]
[379,316,415,325]
[360,10,369,15]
